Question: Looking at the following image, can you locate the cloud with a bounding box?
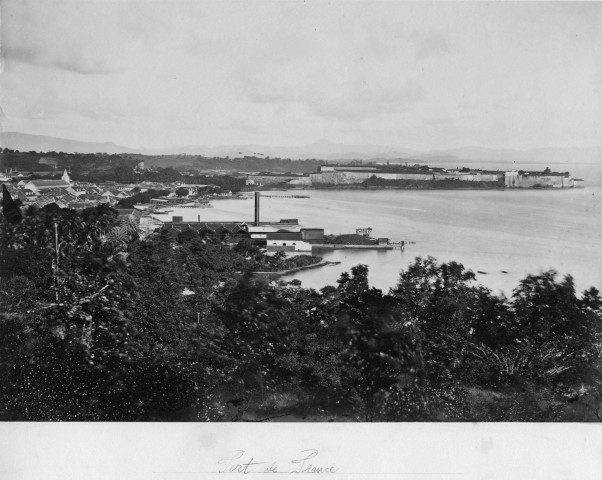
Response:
[425,116,453,126]
[492,93,526,110]
[227,121,267,136]
[2,1,599,150]
[5,45,121,75]
[310,81,427,119]
[1,0,127,74]
[0,105,6,131]
[246,78,427,120]
[457,101,478,111]
[242,56,428,120]
[412,32,453,60]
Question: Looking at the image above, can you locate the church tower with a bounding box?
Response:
[61,169,71,185]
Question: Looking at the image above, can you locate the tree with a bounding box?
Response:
[335,265,423,420]
[0,204,135,419]
[213,274,298,409]
[0,204,219,420]
[390,257,481,342]
[175,187,189,197]
[233,238,260,257]
[389,257,501,417]
[269,250,286,268]
[508,271,601,384]
[116,189,170,209]
[177,228,198,244]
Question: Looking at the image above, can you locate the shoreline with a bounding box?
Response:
[310,184,506,191]
[247,185,506,192]
[246,185,583,193]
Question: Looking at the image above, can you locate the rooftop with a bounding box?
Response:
[27,179,70,187]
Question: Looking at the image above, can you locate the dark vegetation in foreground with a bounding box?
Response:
[1,204,601,421]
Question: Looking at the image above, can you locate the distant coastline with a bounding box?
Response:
[256,182,577,192]
[251,164,581,191]
[307,183,505,191]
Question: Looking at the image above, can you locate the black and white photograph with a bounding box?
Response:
[1,0,602,458]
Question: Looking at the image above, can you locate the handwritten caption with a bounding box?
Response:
[217,449,338,474]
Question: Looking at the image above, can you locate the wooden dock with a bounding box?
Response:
[312,242,407,251]
[256,194,310,199]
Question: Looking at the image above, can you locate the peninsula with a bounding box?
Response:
[249,163,581,190]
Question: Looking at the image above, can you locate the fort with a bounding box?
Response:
[504,170,577,188]
[245,163,581,189]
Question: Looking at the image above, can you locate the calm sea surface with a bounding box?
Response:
[186,162,602,296]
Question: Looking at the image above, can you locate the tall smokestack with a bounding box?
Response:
[254,191,260,226]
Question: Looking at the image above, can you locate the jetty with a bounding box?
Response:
[314,228,410,251]
[312,241,406,251]
[242,193,310,199]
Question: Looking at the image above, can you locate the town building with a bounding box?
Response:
[245,173,310,186]
[22,170,72,194]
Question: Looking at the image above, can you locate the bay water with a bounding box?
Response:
[186,161,602,296]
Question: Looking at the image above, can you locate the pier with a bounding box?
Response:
[241,194,310,199]
[312,241,407,251]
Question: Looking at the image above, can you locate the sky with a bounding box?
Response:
[1,0,601,150]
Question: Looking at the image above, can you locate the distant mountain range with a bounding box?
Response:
[0,132,136,155]
[415,146,602,165]
[1,131,600,165]
[150,138,420,161]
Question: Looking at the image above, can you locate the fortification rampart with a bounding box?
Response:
[505,171,574,188]
[309,170,501,184]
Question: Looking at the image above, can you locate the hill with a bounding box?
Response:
[2,131,600,165]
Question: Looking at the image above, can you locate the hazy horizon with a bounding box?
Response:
[2,130,602,154]
[1,1,601,152]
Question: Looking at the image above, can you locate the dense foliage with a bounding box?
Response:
[180,174,246,193]
[1,206,601,421]
[1,149,140,183]
[1,149,320,186]
[124,153,325,172]
[188,156,323,173]
[115,189,171,208]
